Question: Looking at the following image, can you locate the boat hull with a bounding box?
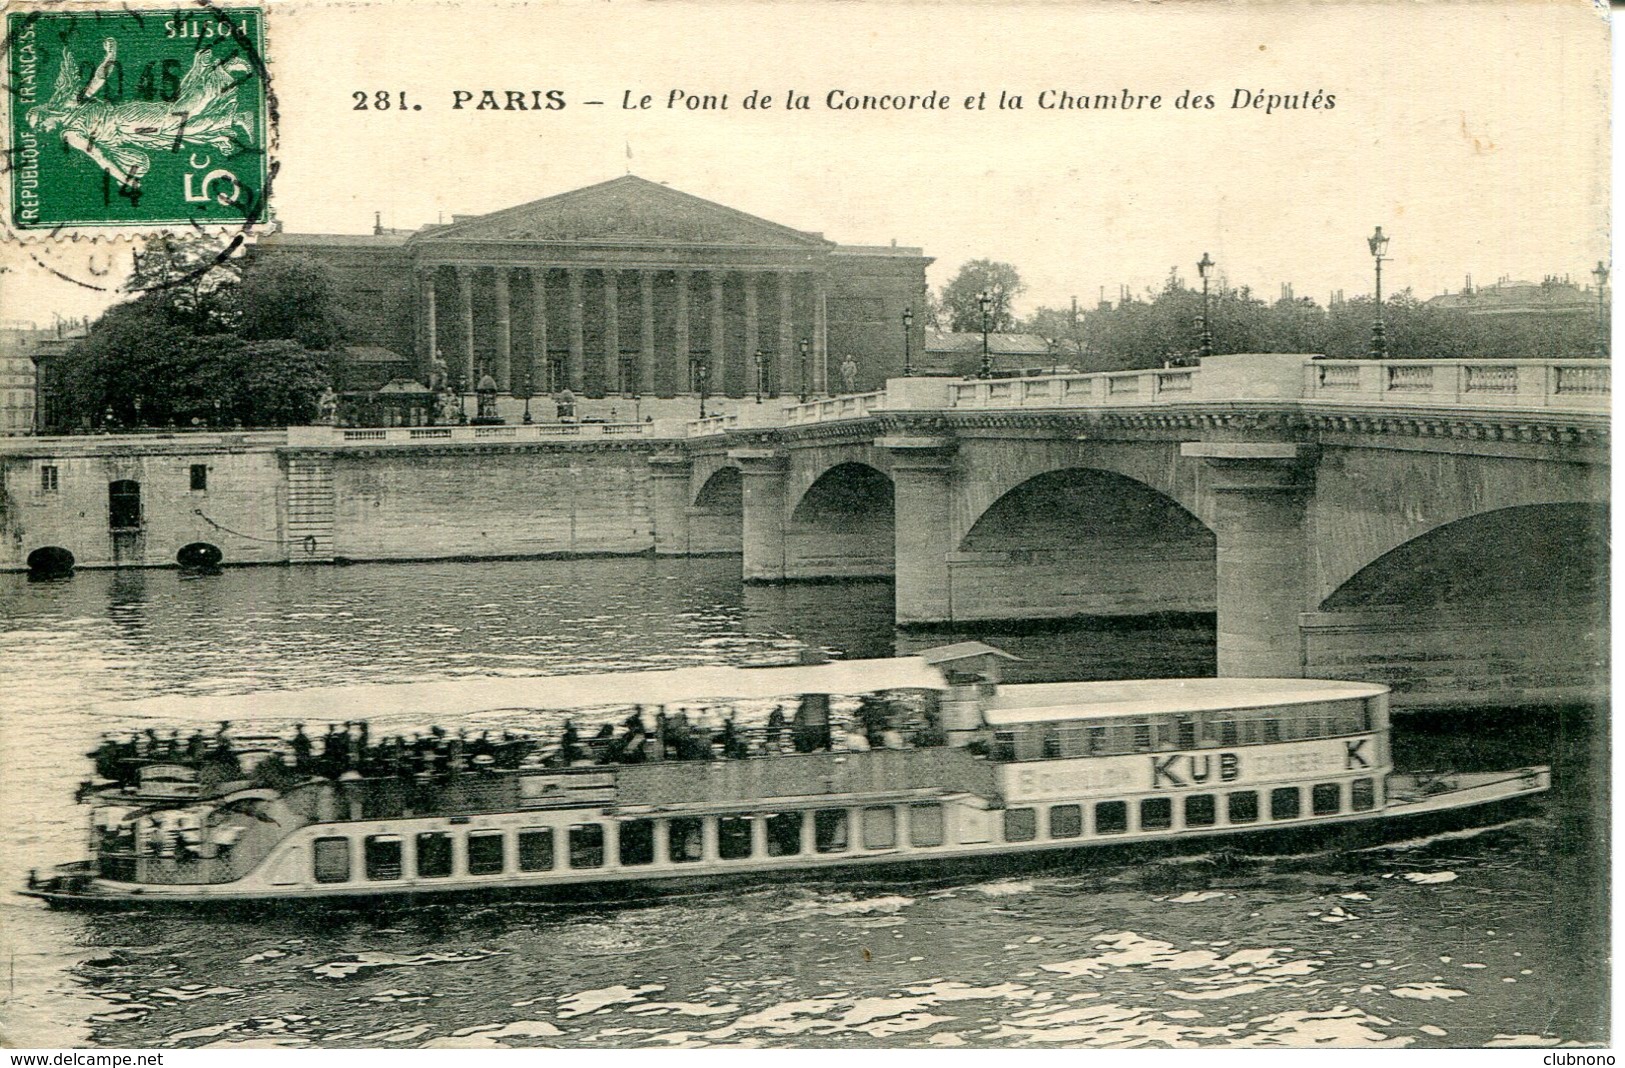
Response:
[22,771,1547,914]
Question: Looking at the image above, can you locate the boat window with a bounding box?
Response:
[1132,722,1152,752]
[1059,726,1086,757]
[1041,727,1062,759]
[909,803,944,847]
[313,836,351,883]
[1262,718,1281,743]
[1094,800,1128,835]
[1311,783,1342,816]
[417,832,453,878]
[1184,794,1217,828]
[467,832,505,875]
[1270,787,1301,821]
[766,812,803,856]
[568,824,605,868]
[1049,804,1082,839]
[814,809,849,854]
[1086,726,1105,755]
[518,828,554,871]
[1351,778,1377,812]
[1218,718,1238,747]
[1002,807,1036,842]
[718,816,754,860]
[863,806,897,850]
[1176,717,1197,750]
[619,819,655,866]
[668,817,704,863]
[364,835,403,881]
[1227,791,1259,824]
[1140,797,1173,831]
[991,730,1017,762]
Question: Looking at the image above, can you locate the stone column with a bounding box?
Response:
[730,447,788,582]
[456,266,475,388]
[492,266,512,391]
[742,271,760,397]
[566,268,585,393]
[776,271,795,398]
[882,435,958,624]
[418,267,437,377]
[647,449,692,555]
[1181,442,1316,678]
[812,274,829,394]
[639,270,657,396]
[708,272,727,396]
[672,270,691,396]
[530,268,548,393]
[602,269,621,394]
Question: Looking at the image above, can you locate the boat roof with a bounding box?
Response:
[101,657,949,722]
[982,678,1388,726]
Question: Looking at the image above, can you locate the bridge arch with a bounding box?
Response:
[1308,502,1607,706]
[686,465,743,555]
[785,461,895,579]
[948,465,1216,622]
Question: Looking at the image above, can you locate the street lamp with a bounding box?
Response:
[1367,226,1390,359]
[977,290,993,379]
[1593,260,1609,358]
[692,358,710,418]
[901,307,914,377]
[1196,252,1215,360]
[799,337,810,402]
[518,366,534,424]
[753,350,765,403]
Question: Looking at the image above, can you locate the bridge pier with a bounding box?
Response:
[883,436,957,625]
[647,451,692,555]
[732,448,789,582]
[1183,443,1314,678]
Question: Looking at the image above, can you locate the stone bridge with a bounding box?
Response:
[676,354,1609,708]
[1,353,1607,709]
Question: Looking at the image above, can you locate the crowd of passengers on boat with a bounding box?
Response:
[91,696,943,792]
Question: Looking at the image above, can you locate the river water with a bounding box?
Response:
[0,558,1606,1048]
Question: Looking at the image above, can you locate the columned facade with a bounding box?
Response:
[418,263,837,400]
[268,176,931,401]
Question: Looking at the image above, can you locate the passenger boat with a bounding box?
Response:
[22,645,1549,910]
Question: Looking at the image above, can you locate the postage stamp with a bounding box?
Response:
[4,4,270,233]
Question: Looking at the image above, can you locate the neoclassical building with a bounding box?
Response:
[258,176,932,398]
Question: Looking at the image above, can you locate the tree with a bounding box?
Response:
[125,233,242,333]
[42,241,346,431]
[939,260,1025,332]
[238,253,349,350]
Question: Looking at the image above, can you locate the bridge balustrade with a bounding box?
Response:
[283,423,665,448]
[1306,358,1608,410]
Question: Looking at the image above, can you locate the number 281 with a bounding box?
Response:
[353,91,413,110]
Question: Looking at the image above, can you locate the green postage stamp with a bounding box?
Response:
[5,4,269,231]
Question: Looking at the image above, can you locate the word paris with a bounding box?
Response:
[360,87,1336,114]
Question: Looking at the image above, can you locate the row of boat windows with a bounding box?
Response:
[311,805,940,884]
[1004,778,1378,842]
[991,700,1374,760]
[308,778,1377,884]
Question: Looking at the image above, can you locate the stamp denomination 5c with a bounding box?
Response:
[5,4,269,233]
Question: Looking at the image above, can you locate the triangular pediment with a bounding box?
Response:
[417,176,832,249]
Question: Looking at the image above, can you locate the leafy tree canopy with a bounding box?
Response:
[939,260,1026,333]
[45,236,350,430]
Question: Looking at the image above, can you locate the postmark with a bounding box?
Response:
[4,3,271,234]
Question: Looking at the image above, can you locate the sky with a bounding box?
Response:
[2,0,1610,328]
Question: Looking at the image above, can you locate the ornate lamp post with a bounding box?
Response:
[518,366,534,424]
[753,350,766,403]
[901,306,914,377]
[1367,226,1390,359]
[977,290,993,379]
[799,337,811,402]
[1593,260,1609,358]
[694,358,710,419]
[1196,252,1215,360]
